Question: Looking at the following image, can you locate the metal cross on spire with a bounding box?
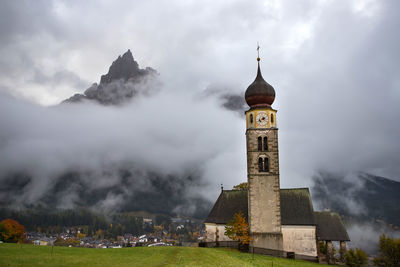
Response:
[257,42,260,61]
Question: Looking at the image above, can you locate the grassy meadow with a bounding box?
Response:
[0,243,326,267]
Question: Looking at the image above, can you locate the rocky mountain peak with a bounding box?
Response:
[63,49,157,105]
[100,49,142,84]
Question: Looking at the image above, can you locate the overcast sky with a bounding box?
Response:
[0,0,399,205]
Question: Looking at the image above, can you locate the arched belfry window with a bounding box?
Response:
[264,157,269,172]
[257,137,262,151]
[271,114,274,123]
[258,157,263,172]
[250,114,253,124]
[263,137,268,151]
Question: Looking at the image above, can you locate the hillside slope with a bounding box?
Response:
[312,172,400,227]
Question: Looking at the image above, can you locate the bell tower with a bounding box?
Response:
[245,53,283,251]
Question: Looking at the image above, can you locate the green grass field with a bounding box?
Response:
[0,243,327,266]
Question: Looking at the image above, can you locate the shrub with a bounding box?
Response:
[373,234,400,267]
[345,248,368,267]
[54,237,80,247]
[318,241,327,254]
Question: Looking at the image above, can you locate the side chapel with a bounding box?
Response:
[204,54,349,261]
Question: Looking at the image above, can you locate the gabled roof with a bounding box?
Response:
[280,188,315,225]
[204,190,248,224]
[204,188,315,225]
[314,211,350,241]
[205,188,350,242]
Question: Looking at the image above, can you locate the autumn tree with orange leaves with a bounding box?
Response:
[0,219,26,243]
[224,212,251,250]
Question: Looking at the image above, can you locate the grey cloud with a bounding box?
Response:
[0,0,399,242]
[0,80,245,216]
[32,69,88,90]
[0,0,57,43]
[202,84,246,115]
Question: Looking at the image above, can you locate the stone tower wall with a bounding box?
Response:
[246,109,283,250]
[246,128,281,233]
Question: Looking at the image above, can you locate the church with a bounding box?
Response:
[204,55,349,261]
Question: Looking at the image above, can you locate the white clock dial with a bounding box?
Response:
[256,112,268,126]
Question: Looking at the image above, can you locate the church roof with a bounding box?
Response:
[280,188,315,225]
[204,190,248,224]
[204,188,350,241]
[314,211,350,241]
[245,60,276,108]
[204,188,315,225]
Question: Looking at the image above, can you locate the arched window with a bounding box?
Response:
[264,158,269,172]
[257,137,262,151]
[258,157,263,172]
[271,114,274,123]
[263,137,268,151]
[250,114,253,124]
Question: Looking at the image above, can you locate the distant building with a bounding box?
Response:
[33,237,54,246]
[204,55,349,261]
[143,218,153,224]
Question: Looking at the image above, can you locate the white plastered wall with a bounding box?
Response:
[205,223,233,242]
[282,225,317,257]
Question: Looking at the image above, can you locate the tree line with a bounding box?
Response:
[0,208,145,238]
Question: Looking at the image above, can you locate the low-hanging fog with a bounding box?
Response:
[0,82,247,215]
[1,0,400,250]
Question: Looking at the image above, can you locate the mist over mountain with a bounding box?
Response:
[312,172,400,226]
[63,50,158,105]
[202,84,247,115]
[0,0,399,255]
[1,168,211,219]
[0,50,249,219]
[1,48,399,253]
[312,172,400,252]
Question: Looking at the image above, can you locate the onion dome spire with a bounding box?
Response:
[245,45,276,108]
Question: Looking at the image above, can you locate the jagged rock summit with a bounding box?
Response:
[63,49,157,105]
[100,49,152,84]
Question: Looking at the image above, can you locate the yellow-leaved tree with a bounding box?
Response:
[233,182,248,191]
[0,219,25,243]
[224,212,251,251]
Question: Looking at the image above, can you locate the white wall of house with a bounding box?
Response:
[204,223,232,242]
[282,225,317,257]
[205,223,216,242]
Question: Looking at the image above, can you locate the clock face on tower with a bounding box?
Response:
[256,111,268,126]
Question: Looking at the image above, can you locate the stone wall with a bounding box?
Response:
[252,232,283,251]
[246,127,282,236]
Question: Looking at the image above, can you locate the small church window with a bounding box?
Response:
[258,157,263,172]
[257,137,262,151]
[263,137,268,151]
[271,114,274,123]
[250,114,253,124]
[264,158,269,172]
